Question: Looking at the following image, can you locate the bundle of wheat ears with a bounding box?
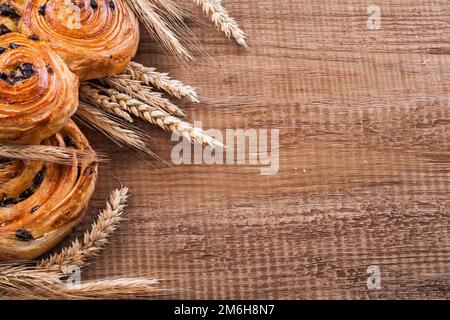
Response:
[0,0,246,299]
[82,0,246,151]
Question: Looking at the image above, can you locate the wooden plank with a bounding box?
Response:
[59,0,450,299]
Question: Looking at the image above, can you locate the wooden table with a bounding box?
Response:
[70,0,450,299]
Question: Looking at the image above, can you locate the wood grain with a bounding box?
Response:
[57,0,450,299]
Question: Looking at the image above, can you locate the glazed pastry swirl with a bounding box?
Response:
[20,0,139,80]
[0,32,78,143]
[0,120,98,260]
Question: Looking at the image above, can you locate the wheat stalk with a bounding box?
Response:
[0,263,162,299]
[124,61,199,103]
[0,273,162,299]
[0,144,102,165]
[126,0,193,61]
[147,0,207,54]
[75,102,153,155]
[0,263,72,299]
[61,278,162,299]
[98,76,185,117]
[193,0,248,47]
[39,187,129,273]
[149,0,184,19]
[93,86,223,148]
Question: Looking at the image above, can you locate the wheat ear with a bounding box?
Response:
[0,144,102,165]
[61,278,162,299]
[0,263,161,299]
[126,0,193,61]
[80,85,133,123]
[75,102,155,157]
[99,76,185,117]
[95,87,223,148]
[0,263,71,299]
[125,61,199,103]
[39,187,129,273]
[193,0,248,47]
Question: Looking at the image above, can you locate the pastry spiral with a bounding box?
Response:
[0,32,78,143]
[0,120,98,261]
[20,0,139,80]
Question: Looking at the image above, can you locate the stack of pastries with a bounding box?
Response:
[0,0,139,260]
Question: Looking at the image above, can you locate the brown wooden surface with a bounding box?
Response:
[61,0,450,299]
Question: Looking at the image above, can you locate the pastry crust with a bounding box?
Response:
[0,120,98,261]
[20,0,140,80]
[0,32,79,143]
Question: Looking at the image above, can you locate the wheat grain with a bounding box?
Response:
[75,102,153,155]
[80,84,134,123]
[126,0,193,61]
[39,187,129,273]
[99,76,185,117]
[193,0,248,47]
[100,87,223,148]
[0,144,102,165]
[125,62,199,103]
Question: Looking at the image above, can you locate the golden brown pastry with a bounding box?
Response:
[19,0,140,80]
[0,120,98,261]
[0,32,79,143]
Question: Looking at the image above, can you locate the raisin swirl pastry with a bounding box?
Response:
[0,120,98,261]
[0,32,78,143]
[19,0,139,80]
